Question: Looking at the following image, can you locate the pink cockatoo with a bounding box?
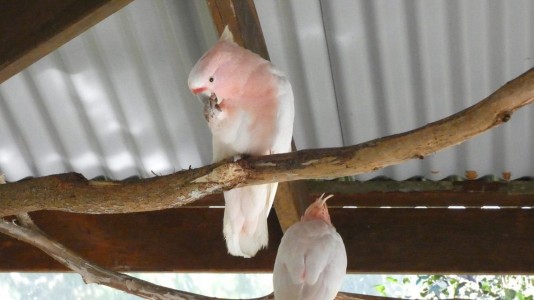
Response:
[273,194,347,300]
[188,26,294,258]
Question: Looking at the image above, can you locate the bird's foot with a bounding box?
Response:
[232,154,250,162]
[203,93,222,121]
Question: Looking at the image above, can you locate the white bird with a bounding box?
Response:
[273,194,347,300]
[188,26,294,258]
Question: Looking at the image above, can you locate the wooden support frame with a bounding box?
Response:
[1,0,533,280]
[206,0,269,59]
[1,209,280,272]
[2,180,534,273]
[0,0,133,83]
[205,0,305,231]
[185,180,534,208]
[2,206,534,274]
[306,179,534,208]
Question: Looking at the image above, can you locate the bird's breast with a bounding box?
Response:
[207,94,279,156]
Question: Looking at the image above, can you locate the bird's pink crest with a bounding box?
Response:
[219,25,235,43]
[302,193,334,224]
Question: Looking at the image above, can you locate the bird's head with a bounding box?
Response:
[188,25,243,108]
[302,193,333,224]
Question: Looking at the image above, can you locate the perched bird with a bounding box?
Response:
[273,194,347,300]
[188,26,294,258]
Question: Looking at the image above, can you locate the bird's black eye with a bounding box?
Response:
[209,77,214,83]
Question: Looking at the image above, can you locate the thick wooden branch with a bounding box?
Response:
[1,67,534,216]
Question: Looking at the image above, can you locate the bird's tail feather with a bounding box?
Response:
[223,182,278,258]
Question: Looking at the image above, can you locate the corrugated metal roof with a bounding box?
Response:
[0,0,533,182]
[0,1,217,180]
[257,0,534,180]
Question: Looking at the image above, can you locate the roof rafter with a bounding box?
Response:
[0,0,133,83]
[3,195,534,274]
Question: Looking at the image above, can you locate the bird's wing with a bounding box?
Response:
[301,228,347,300]
[270,66,295,155]
[273,259,303,300]
[273,224,306,299]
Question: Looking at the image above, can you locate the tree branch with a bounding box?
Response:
[1,67,534,217]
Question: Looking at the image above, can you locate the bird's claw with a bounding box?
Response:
[210,93,222,111]
[232,154,250,162]
[203,93,222,121]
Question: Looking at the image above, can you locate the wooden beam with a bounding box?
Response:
[185,180,534,208]
[206,0,269,59]
[338,208,534,274]
[0,209,280,272]
[205,0,304,231]
[305,180,534,208]
[273,180,307,231]
[0,0,133,83]
[3,207,534,273]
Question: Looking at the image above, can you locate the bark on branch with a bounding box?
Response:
[1,67,534,217]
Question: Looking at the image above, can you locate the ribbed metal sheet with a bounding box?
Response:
[0,0,533,182]
[0,1,217,181]
[256,0,534,180]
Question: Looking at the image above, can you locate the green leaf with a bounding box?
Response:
[455,281,466,295]
[374,284,387,296]
[386,277,398,283]
[431,275,443,281]
[417,275,430,285]
[403,277,411,284]
[504,288,516,300]
[479,281,492,293]
[420,288,429,298]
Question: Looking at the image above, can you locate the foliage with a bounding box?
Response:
[376,275,534,299]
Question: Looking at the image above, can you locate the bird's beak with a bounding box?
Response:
[191,87,212,105]
[192,87,207,94]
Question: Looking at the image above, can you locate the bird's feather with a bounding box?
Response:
[274,213,346,299]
